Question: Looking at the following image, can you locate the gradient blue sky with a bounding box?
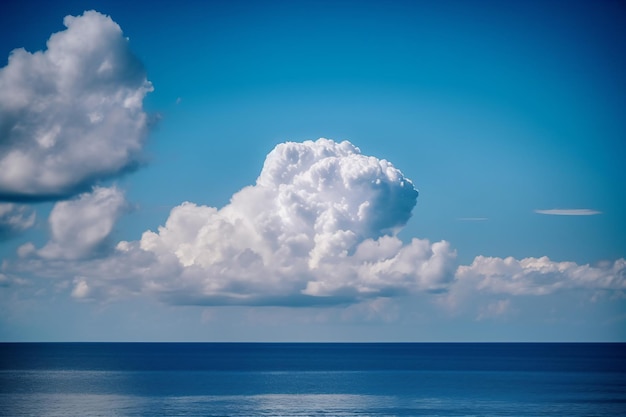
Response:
[0,0,625,341]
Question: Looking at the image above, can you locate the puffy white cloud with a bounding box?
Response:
[71,279,91,299]
[14,139,456,306]
[456,255,626,296]
[37,186,128,260]
[0,203,35,239]
[0,10,152,201]
[143,139,458,304]
[130,139,455,305]
[15,137,622,310]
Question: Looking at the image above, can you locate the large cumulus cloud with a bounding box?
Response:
[15,139,457,306]
[0,10,152,201]
[133,138,456,305]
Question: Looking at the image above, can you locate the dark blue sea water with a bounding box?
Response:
[1,343,625,416]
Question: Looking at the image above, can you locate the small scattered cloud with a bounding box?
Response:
[534,209,601,216]
[0,272,28,288]
[17,242,36,258]
[0,203,35,240]
[0,10,152,201]
[36,186,128,260]
[71,279,91,299]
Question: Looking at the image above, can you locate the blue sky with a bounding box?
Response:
[0,0,624,341]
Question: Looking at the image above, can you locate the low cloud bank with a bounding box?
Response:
[10,138,625,309]
[456,255,626,296]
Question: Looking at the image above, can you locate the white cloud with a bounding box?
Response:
[37,186,128,260]
[0,272,28,288]
[8,137,622,311]
[0,203,35,239]
[534,209,602,216]
[0,10,152,201]
[71,279,91,299]
[17,242,36,258]
[456,255,626,296]
[132,139,455,305]
[13,139,457,306]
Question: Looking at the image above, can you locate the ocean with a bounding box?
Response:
[1,343,625,416]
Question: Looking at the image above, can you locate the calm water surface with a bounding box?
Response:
[1,343,625,416]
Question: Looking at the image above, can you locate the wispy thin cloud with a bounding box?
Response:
[534,209,601,216]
